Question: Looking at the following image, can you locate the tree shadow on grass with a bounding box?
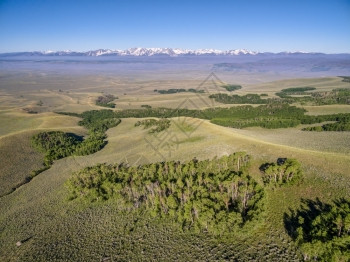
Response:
[66,132,84,142]
[284,198,331,242]
[283,197,350,242]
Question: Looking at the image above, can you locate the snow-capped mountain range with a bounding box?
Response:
[1,48,326,57]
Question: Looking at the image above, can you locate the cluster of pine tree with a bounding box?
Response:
[340,76,350,83]
[303,122,350,132]
[135,118,171,133]
[285,198,350,261]
[31,131,83,166]
[66,153,265,234]
[260,158,303,186]
[275,87,316,99]
[275,87,350,105]
[301,113,350,132]
[221,84,242,91]
[33,110,121,167]
[300,113,350,124]
[96,94,117,108]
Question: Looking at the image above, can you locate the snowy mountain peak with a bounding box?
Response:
[1,48,324,57]
[34,48,259,57]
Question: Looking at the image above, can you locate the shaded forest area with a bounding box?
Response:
[32,110,121,172]
[284,198,350,261]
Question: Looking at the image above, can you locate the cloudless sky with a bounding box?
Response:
[0,0,349,53]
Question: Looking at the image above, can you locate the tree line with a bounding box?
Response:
[303,121,350,132]
[58,105,350,132]
[100,104,349,130]
[301,113,350,132]
[209,86,350,106]
[340,76,350,83]
[275,88,350,105]
[155,88,204,94]
[209,93,271,104]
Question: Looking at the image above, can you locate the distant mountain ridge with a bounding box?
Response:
[0,47,336,57]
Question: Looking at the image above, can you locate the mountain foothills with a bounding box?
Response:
[0,47,343,57]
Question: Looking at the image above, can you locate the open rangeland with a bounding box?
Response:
[0,74,349,261]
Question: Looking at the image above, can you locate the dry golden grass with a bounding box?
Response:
[244,76,350,96]
[0,110,86,137]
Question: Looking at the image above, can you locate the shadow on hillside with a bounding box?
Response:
[283,198,332,241]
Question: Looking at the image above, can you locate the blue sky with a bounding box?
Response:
[0,0,349,53]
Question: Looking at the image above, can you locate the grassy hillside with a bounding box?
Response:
[0,131,44,197]
[0,76,349,261]
[1,115,350,261]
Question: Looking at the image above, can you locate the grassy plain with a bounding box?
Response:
[0,74,349,261]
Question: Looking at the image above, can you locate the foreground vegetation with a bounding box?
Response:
[1,108,349,261]
[67,153,264,234]
[284,198,350,261]
[66,151,349,259]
